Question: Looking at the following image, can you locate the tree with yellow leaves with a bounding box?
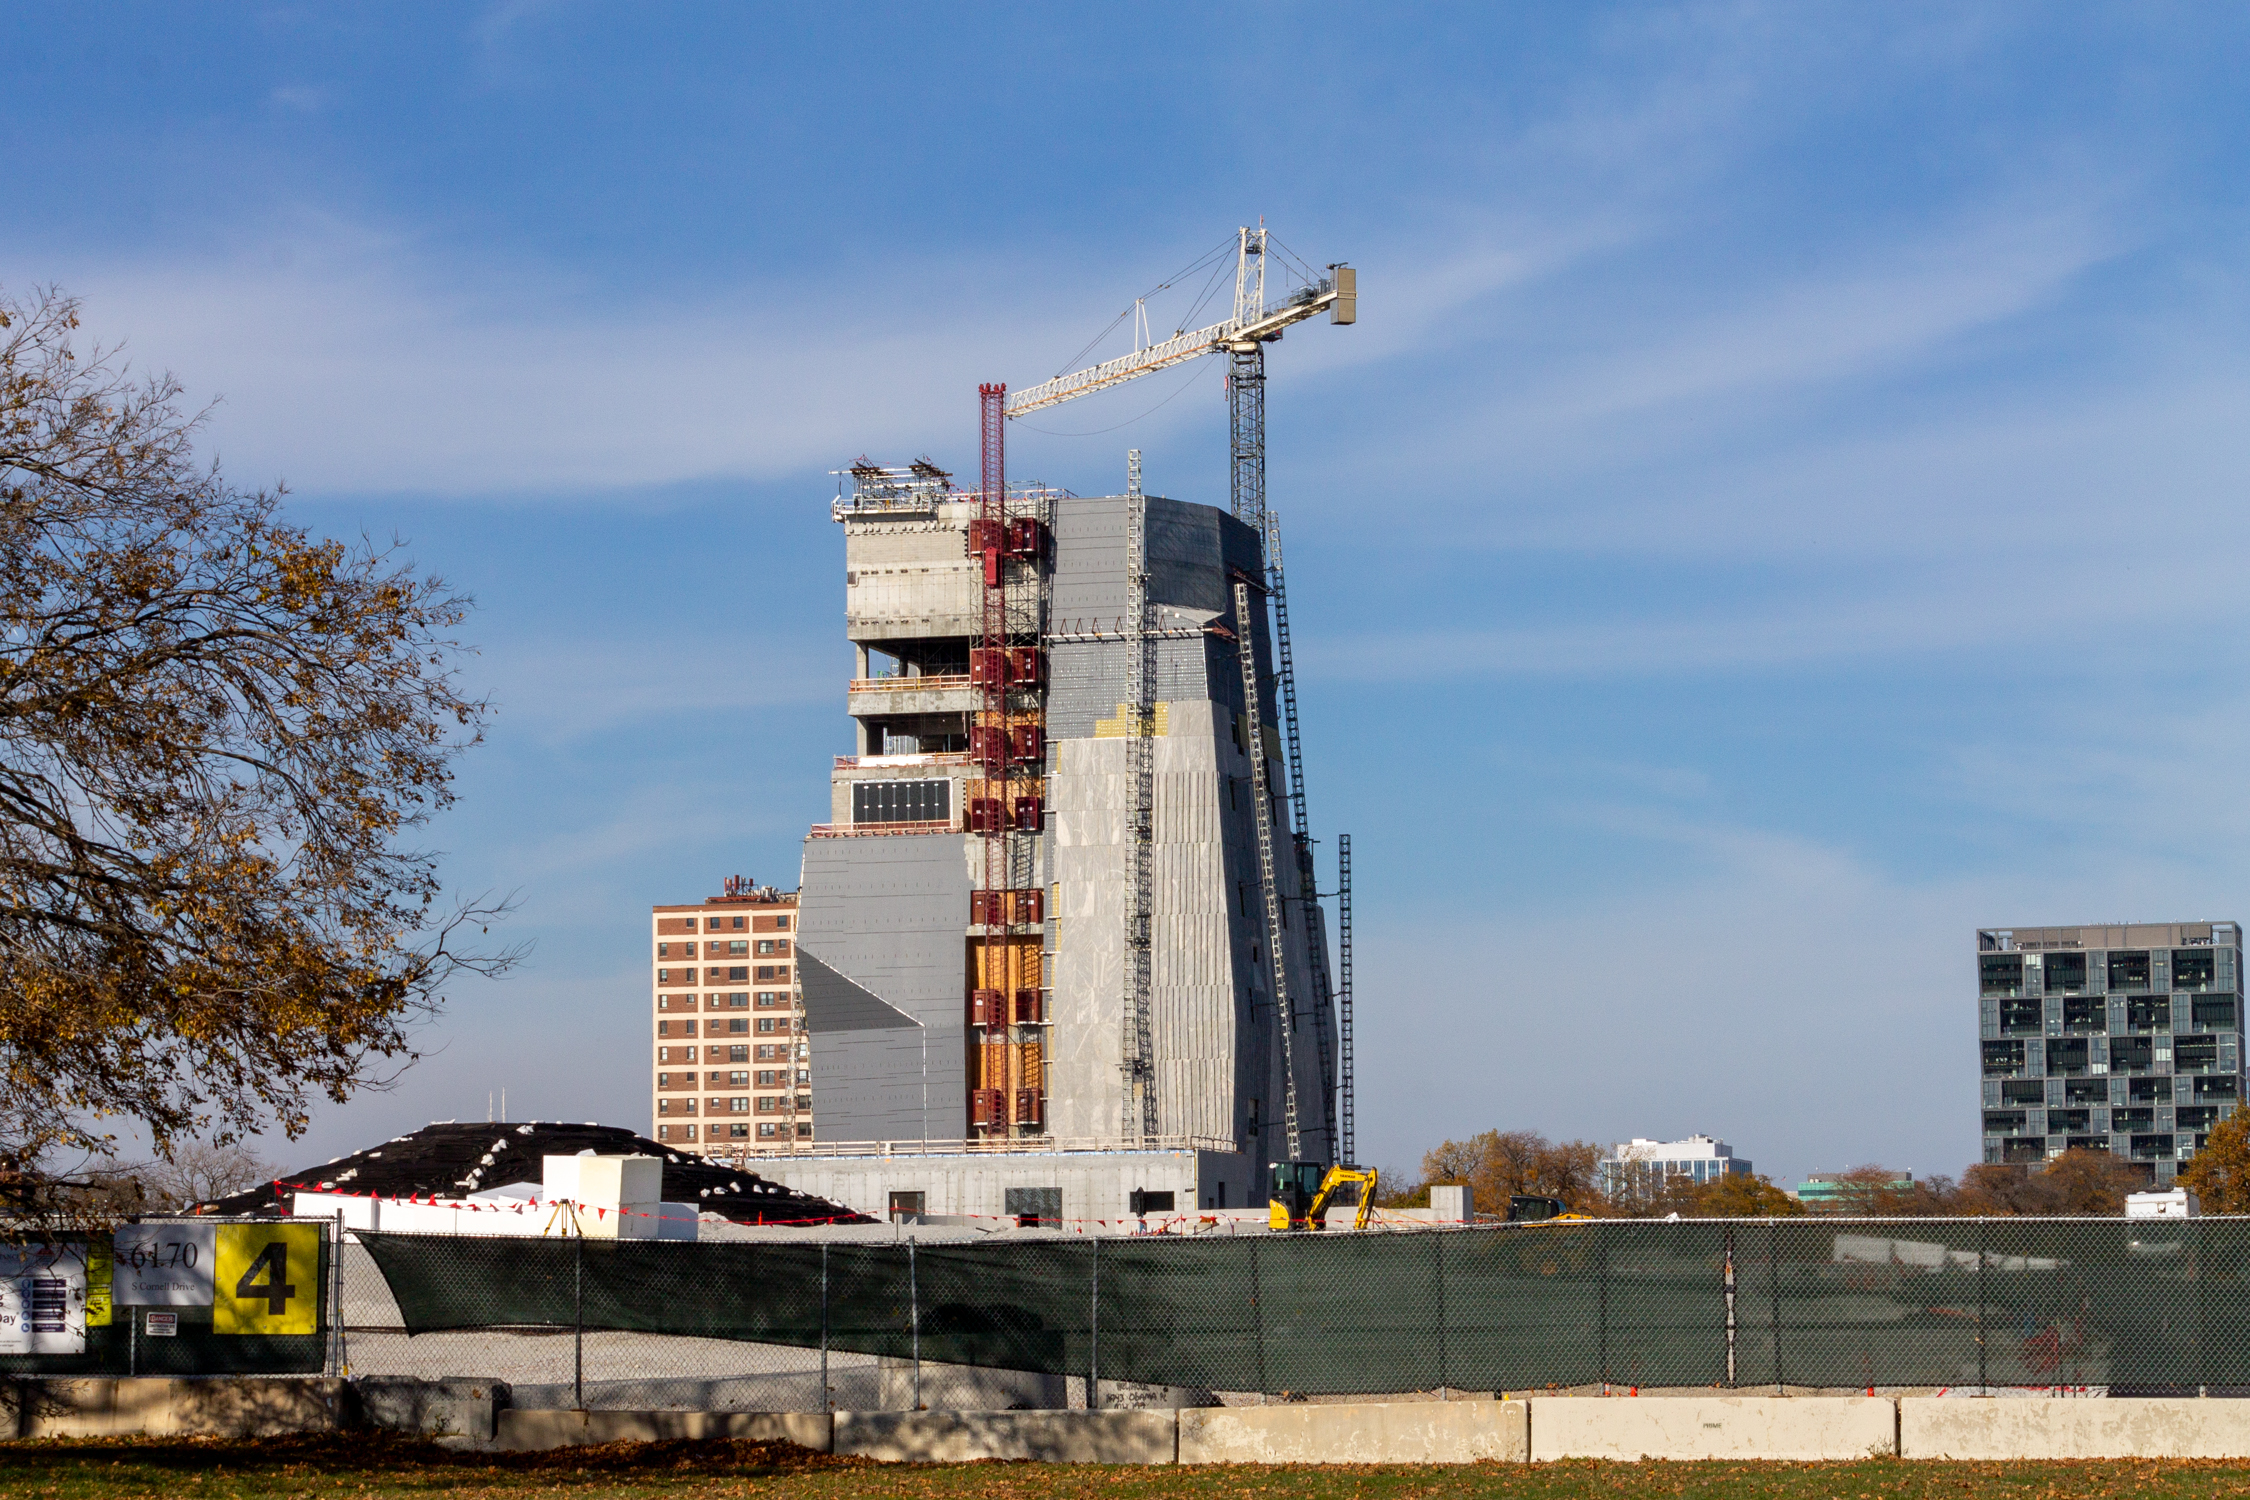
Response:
[0,286,514,1220]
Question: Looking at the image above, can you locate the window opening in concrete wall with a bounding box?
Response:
[2198,1075,2240,1100]
[2045,952,2088,993]
[2063,995,2105,1034]
[2113,1107,2155,1132]
[2109,950,2152,991]
[2127,996,2170,1032]
[2176,1035,2218,1072]
[2001,1078,2045,1105]
[2180,1105,2221,1131]
[2050,1108,2091,1133]
[1982,1040,2025,1075]
[2000,997,2043,1035]
[2193,995,2239,1030]
[887,1191,926,1221]
[2109,1036,2152,1073]
[2048,1038,2091,1075]
[1004,1186,1062,1226]
[1984,1110,2028,1135]
[1981,955,2025,996]
[2128,1075,2172,1102]
[2063,1076,2109,1104]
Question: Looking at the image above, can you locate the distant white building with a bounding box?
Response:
[1597,1135,1751,1198]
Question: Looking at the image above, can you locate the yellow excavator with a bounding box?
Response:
[1267,1161,1379,1230]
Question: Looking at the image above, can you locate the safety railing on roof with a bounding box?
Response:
[806,818,963,839]
[848,675,973,694]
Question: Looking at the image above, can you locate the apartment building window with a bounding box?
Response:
[756,991,782,1008]
[722,992,747,1008]
[729,966,749,981]
[758,1122,778,1138]
[756,1069,779,1087]
[757,1017,777,1033]
[756,965,786,982]
[729,1096,749,1113]
[2176,949,2219,990]
[730,916,746,930]
[728,1017,748,1033]
[729,1043,749,1061]
[730,1070,749,1086]
[757,1096,778,1112]
[729,940,749,955]
[776,916,790,930]
[729,1122,749,1138]
[657,943,673,958]
[755,1044,779,1061]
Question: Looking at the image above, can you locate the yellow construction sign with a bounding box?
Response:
[213,1224,319,1335]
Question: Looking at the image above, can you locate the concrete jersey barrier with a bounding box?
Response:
[1901,1397,2250,1460]
[496,1408,832,1452]
[833,1410,1178,1463]
[1531,1396,1897,1462]
[1179,1400,1527,1464]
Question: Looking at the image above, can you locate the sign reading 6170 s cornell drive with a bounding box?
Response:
[112,1222,320,1334]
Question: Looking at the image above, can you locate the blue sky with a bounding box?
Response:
[10,4,2250,1188]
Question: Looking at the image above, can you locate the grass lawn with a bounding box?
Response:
[8,1436,2250,1500]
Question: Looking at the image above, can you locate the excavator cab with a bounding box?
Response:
[1268,1161,1380,1231]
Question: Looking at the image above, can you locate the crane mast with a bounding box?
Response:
[995,225,1356,1162]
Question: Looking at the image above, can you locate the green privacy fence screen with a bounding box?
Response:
[358,1219,2244,1394]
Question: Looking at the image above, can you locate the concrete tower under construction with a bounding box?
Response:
[762,459,1340,1221]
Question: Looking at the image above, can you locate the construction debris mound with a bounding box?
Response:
[194,1120,868,1225]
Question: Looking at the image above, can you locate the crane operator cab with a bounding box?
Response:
[1268,1160,1380,1231]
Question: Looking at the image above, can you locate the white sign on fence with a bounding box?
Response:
[112,1223,219,1306]
[0,1246,89,1355]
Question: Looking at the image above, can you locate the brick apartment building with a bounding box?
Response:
[651,880,812,1152]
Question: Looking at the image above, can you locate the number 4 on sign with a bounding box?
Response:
[213,1224,318,1335]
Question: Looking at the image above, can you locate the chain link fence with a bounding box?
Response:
[343,1217,2250,1407]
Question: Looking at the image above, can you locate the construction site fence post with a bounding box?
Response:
[908,1235,920,1411]
[1768,1219,1782,1394]
[1432,1227,1448,1394]
[819,1240,830,1414]
[331,1210,347,1379]
[1976,1216,1988,1391]
[1596,1233,1608,1392]
[572,1227,585,1411]
[1088,1233,1100,1409]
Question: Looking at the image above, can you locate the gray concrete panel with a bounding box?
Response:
[799,833,972,1142]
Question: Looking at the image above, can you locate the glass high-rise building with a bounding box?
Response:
[1979,922,2243,1184]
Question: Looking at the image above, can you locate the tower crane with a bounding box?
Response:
[985,227,1356,1168]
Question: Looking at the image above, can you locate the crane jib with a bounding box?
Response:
[1001,287,1345,419]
